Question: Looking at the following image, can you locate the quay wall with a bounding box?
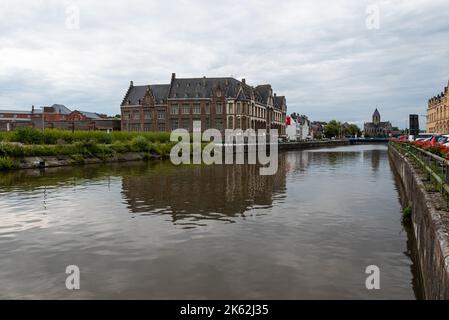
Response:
[389,143,449,299]
[8,140,353,171]
[279,139,349,150]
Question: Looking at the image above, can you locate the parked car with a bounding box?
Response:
[439,135,449,146]
[414,133,442,141]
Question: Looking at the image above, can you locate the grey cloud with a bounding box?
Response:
[0,0,448,128]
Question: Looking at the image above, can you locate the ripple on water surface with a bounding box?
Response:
[0,145,420,299]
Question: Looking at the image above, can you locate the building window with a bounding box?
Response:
[182,104,190,114]
[228,117,234,129]
[193,103,201,114]
[144,125,151,132]
[205,103,210,114]
[171,104,179,115]
[158,124,165,131]
[182,119,189,130]
[171,120,179,130]
[216,103,222,114]
[237,103,241,114]
[144,111,152,120]
[133,111,140,120]
[216,119,223,130]
[228,103,233,114]
[157,111,165,120]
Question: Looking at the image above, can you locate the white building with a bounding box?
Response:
[286,115,301,141]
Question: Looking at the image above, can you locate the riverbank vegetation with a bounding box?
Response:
[401,206,412,225]
[0,128,171,145]
[0,156,18,170]
[0,128,176,171]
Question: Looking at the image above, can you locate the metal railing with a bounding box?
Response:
[391,141,449,198]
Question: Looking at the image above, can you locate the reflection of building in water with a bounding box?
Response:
[371,149,381,172]
[285,151,310,173]
[121,156,287,224]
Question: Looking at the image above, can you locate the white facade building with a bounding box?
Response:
[286,116,301,141]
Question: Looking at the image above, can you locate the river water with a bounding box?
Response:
[0,144,421,299]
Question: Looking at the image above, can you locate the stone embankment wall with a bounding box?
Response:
[11,140,352,170]
[279,139,349,150]
[389,144,449,299]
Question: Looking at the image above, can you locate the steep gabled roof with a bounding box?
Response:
[169,77,241,99]
[123,84,170,105]
[78,110,102,119]
[48,104,71,114]
[274,95,285,110]
[254,85,272,104]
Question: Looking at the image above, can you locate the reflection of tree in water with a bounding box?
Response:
[121,155,287,226]
[306,151,360,167]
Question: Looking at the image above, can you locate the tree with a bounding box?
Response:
[324,120,341,138]
[345,124,361,137]
[324,121,361,138]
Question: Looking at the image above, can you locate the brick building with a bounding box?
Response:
[0,104,120,132]
[120,73,287,135]
[426,80,449,133]
[0,109,33,131]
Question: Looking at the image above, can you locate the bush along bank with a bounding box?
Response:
[0,129,176,171]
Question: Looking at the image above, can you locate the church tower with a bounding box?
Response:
[372,108,380,125]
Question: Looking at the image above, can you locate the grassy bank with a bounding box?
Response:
[0,128,176,171]
[0,128,171,145]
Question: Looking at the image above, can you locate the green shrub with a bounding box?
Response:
[402,206,412,224]
[149,141,175,158]
[110,141,131,153]
[0,136,172,159]
[131,136,149,152]
[6,129,171,145]
[0,143,25,157]
[0,156,18,171]
[0,131,15,142]
[14,128,44,144]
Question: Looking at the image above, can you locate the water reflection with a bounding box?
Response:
[121,158,287,225]
[0,145,421,299]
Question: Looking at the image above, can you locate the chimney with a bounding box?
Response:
[171,73,176,81]
[202,76,206,86]
[225,79,229,86]
[31,105,34,113]
[242,78,246,85]
[130,81,134,87]
[274,93,277,98]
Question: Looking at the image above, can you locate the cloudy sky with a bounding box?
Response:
[1,0,449,128]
